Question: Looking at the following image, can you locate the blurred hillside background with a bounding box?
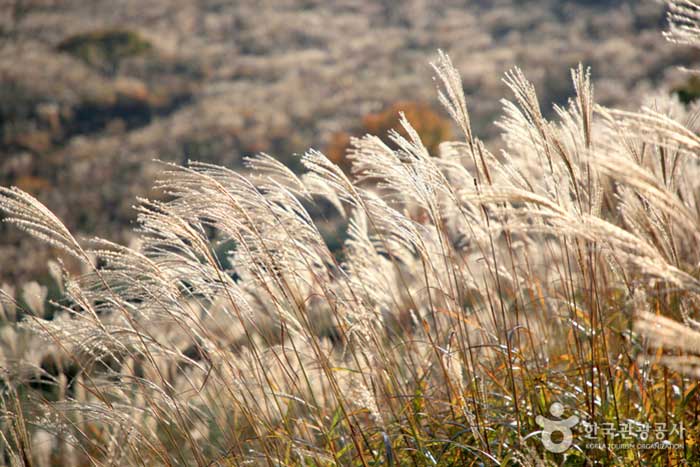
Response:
[1,0,698,284]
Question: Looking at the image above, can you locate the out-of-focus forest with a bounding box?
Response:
[0,0,697,283]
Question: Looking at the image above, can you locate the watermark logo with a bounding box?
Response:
[533,402,685,453]
[536,402,580,453]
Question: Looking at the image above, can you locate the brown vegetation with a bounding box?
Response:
[326,101,452,171]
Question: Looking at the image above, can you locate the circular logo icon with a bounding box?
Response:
[535,403,579,453]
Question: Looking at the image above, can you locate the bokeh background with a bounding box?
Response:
[1,0,698,284]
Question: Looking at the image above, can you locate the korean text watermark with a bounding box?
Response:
[535,403,684,453]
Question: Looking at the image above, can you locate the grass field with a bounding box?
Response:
[2,1,700,465]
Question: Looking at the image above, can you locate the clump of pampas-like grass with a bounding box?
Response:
[2,2,700,465]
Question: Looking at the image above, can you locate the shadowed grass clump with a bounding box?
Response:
[57,29,152,74]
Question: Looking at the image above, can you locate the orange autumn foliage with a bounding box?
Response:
[326,101,452,172]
